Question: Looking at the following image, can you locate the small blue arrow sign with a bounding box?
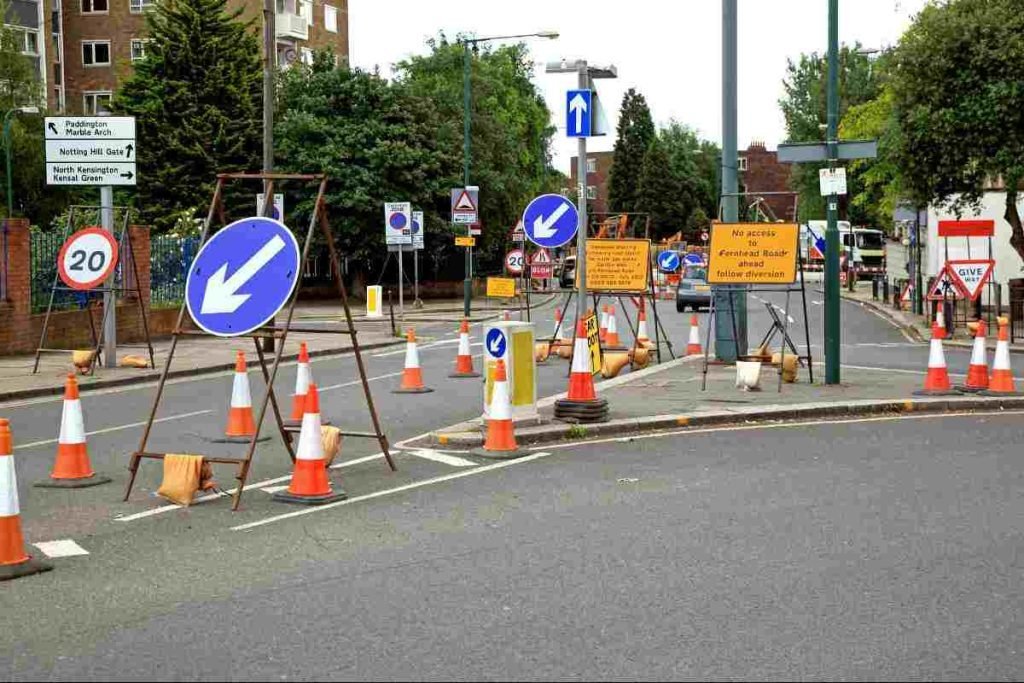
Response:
[485,328,506,358]
[522,194,579,249]
[683,253,704,266]
[185,217,300,337]
[657,251,681,273]
[566,89,592,138]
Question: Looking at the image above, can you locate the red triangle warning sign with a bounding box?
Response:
[945,259,994,301]
[453,190,476,212]
[927,269,957,301]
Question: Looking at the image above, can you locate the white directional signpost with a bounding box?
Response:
[412,210,424,307]
[385,202,412,315]
[45,116,136,368]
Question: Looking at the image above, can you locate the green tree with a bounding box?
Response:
[113,0,262,231]
[779,44,883,222]
[890,0,1024,263]
[0,0,39,108]
[839,85,904,229]
[637,136,689,240]
[608,89,655,215]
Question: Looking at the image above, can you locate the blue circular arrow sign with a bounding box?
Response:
[185,217,301,337]
[683,253,705,266]
[485,328,507,358]
[657,250,681,272]
[522,194,579,249]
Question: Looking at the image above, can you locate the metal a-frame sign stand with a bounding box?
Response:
[124,172,394,511]
[33,204,155,375]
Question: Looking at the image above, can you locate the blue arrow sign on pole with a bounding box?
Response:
[522,194,579,249]
[485,328,506,358]
[185,216,301,337]
[683,253,705,266]
[566,89,592,138]
[657,251,681,273]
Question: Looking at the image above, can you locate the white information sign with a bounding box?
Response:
[45,116,136,186]
[818,167,847,196]
[384,202,412,246]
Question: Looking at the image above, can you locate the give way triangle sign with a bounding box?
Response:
[945,259,995,301]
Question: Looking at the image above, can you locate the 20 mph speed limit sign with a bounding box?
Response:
[505,248,525,275]
[57,227,119,290]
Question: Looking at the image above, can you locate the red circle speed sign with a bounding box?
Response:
[505,249,525,274]
[57,227,120,290]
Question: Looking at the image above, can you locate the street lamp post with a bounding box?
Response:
[2,106,39,218]
[460,30,558,318]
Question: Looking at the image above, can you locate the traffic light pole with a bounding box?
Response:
[824,0,841,384]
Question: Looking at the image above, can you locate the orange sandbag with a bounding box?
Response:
[321,426,343,467]
[120,355,149,369]
[156,454,205,506]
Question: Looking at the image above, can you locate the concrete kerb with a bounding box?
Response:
[0,339,406,404]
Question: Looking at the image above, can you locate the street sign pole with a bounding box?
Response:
[575,62,589,327]
[824,0,840,385]
[101,184,116,368]
[398,245,404,319]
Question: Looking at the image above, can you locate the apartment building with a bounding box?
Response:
[13,0,348,114]
[568,150,614,216]
[4,0,48,99]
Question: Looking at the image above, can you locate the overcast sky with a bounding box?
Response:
[349,0,929,174]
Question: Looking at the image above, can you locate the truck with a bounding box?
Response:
[801,221,886,279]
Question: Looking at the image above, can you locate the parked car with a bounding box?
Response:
[558,255,576,289]
[676,264,711,312]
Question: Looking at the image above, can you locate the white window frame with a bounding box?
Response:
[324,4,338,33]
[82,90,112,115]
[300,47,313,65]
[80,0,108,14]
[130,38,149,62]
[4,26,39,55]
[586,157,597,174]
[737,156,748,171]
[298,0,312,24]
[586,186,597,200]
[82,40,111,67]
[130,0,155,13]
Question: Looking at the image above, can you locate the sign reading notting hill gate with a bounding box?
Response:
[707,222,799,284]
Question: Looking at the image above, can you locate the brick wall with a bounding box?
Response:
[0,221,178,356]
[739,142,796,222]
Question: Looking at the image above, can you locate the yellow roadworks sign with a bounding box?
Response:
[486,277,516,298]
[707,222,799,284]
[455,236,476,247]
[584,313,601,375]
[578,239,651,292]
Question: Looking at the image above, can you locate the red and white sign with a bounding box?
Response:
[700,231,709,242]
[938,219,994,238]
[927,270,957,301]
[530,249,553,278]
[57,227,119,290]
[505,249,525,274]
[900,282,914,304]
[510,219,525,243]
[469,221,482,237]
[946,259,994,301]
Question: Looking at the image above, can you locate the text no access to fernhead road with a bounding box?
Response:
[45,116,136,186]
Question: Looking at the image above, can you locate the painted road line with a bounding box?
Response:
[261,485,289,494]
[232,452,554,532]
[812,301,823,306]
[319,372,403,392]
[15,409,214,450]
[371,340,482,358]
[33,539,89,558]
[407,448,478,467]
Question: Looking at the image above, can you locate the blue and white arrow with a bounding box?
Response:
[488,334,503,355]
[201,235,286,315]
[533,202,571,240]
[569,92,588,134]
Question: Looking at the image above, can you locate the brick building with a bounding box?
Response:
[568,150,614,217]
[738,141,795,222]
[8,0,348,114]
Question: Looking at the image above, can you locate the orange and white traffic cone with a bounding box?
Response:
[605,304,622,347]
[914,322,959,395]
[449,319,481,378]
[502,310,511,322]
[476,359,522,459]
[568,318,597,401]
[599,305,608,343]
[225,351,257,438]
[35,374,110,489]
[1,420,53,581]
[985,316,1019,395]
[394,329,433,393]
[636,303,653,350]
[686,314,703,356]
[959,319,989,392]
[273,384,345,505]
[935,308,947,340]
[290,342,313,421]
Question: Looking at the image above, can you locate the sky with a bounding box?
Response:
[348,0,929,175]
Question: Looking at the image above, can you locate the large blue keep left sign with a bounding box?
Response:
[185,216,300,337]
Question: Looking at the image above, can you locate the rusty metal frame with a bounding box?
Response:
[123,172,394,511]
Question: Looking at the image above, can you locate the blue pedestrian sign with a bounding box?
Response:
[566,89,592,138]
[522,194,579,249]
[185,217,301,337]
[657,251,681,273]
[485,328,506,359]
[683,253,705,266]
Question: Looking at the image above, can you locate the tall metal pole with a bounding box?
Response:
[715,0,746,362]
[3,113,13,218]
[462,43,473,318]
[101,184,116,368]
[574,61,589,326]
[824,0,841,384]
[261,0,276,352]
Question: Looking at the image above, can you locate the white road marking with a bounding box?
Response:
[407,448,478,467]
[15,409,213,450]
[33,539,89,558]
[232,452,554,532]
[531,410,1024,452]
[319,372,403,392]
[261,485,289,494]
[788,316,796,324]
[812,301,823,306]
[371,339,476,358]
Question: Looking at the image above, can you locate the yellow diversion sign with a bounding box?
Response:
[584,313,601,375]
[578,239,651,292]
[486,277,516,298]
[707,222,799,284]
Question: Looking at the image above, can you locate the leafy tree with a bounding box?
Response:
[608,89,655,215]
[637,137,688,239]
[113,0,262,231]
[0,0,39,109]
[779,44,883,222]
[839,85,904,229]
[890,0,1024,264]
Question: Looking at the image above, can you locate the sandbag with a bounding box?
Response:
[156,454,204,506]
[120,355,149,369]
[321,426,343,467]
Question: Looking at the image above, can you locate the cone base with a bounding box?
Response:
[912,389,963,397]
[448,371,482,378]
[954,385,986,393]
[553,397,610,424]
[34,474,111,489]
[979,389,1024,397]
[272,489,347,506]
[393,386,434,394]
[204,435,273,445]
[472,446,525,460]
[0,556,53,582]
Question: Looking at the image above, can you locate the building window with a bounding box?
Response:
[737,156,748,171]
[324,4,338,32]
[53,87,64,112]
[130,39,149,62]
[82,40,111,67]
[82,91,112,114]
[5,27,39,55]
[298,0,312,24]
[300,47,313,65]
[586,186,597,200]
[81,0,108,13]
[586,158,597,175]
[130,0,154,12]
